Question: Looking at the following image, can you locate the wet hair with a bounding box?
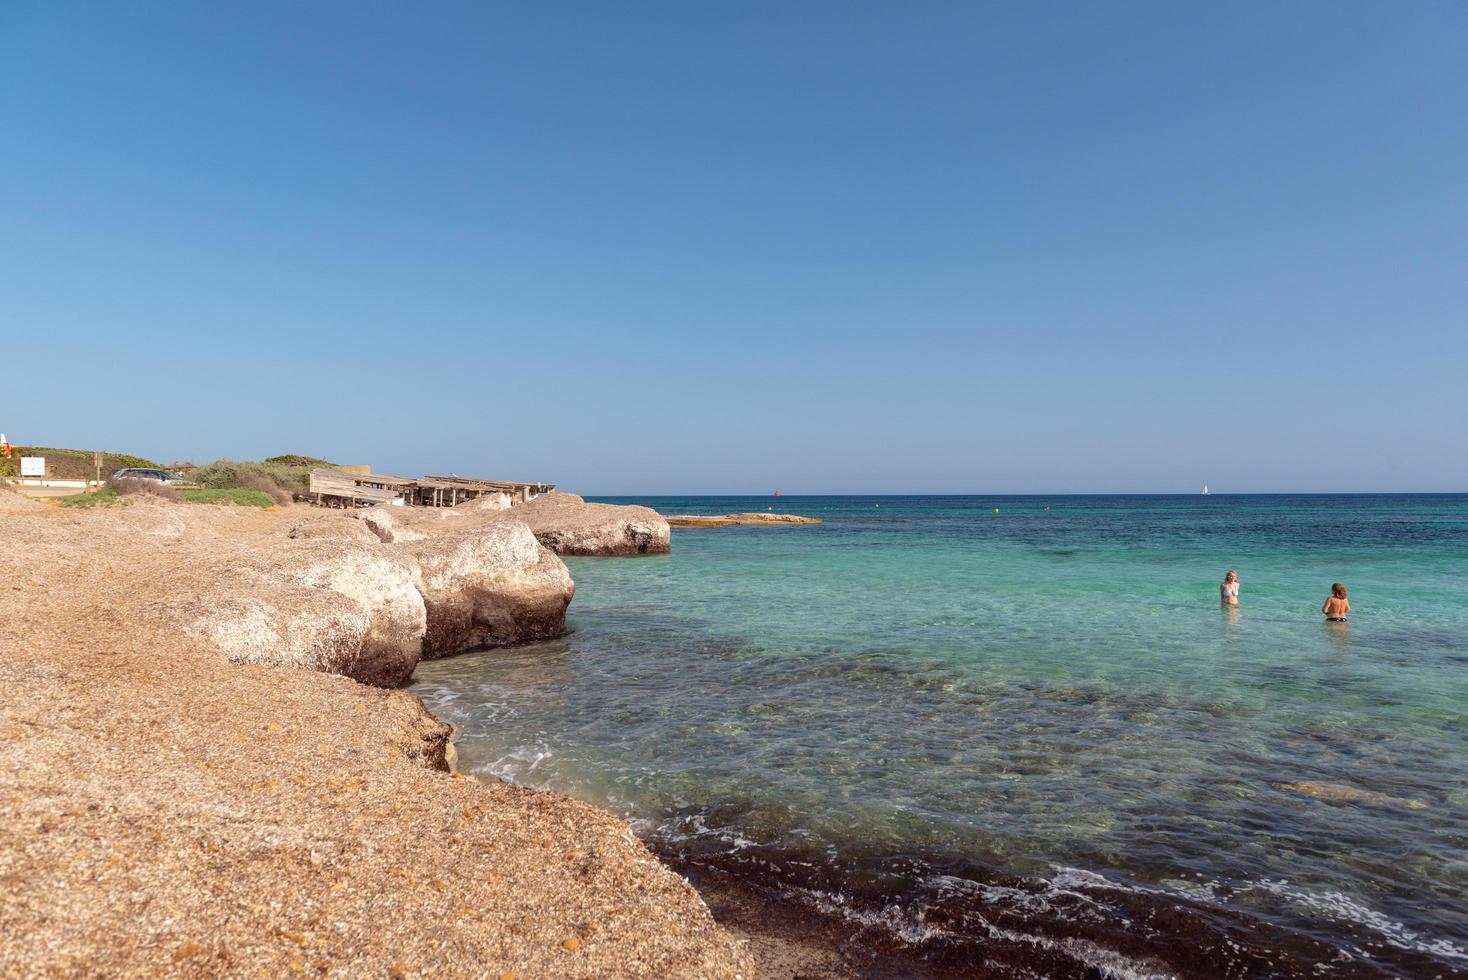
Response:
[1331,583,1348,598]
[1224,570,1237,582]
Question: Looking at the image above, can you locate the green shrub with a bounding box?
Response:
[240,475,292,506]
[109,476,180,501]
[190,458,325,496]
[177,487,275,507]
[263,454,333,467]
[57,487,122,508]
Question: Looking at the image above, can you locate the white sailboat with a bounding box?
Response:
[1202,484,1210,495]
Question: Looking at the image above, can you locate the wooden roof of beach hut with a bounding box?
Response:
[414,474,554,507]
[420,475,555,494]
[308,468,402,504]
[355,473,416,487]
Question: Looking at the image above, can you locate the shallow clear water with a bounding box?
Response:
[410,495,1468,977]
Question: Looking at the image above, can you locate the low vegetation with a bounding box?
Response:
[2,447,161,480]
[189,455,334,500]
[54,479,275,509]
[262,454,333,468]
[56,488,122,508]
[110,476,180,501]
[177,487,276,507]
[14,448,325,509]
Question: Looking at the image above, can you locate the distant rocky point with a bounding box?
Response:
[665,512,823,528]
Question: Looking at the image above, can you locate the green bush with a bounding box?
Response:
[190,458,326,496]
[109,476,180,501]
[177,487,275,507]
[57,487,122,508]
[263,454,333,467]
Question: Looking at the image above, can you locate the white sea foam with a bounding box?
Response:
[790,881,1175,980]
[1243,878,1468,963]
[785,885,955,946]
[658,812,762,852]
[931,870,1109,917]
[1047,865,1468,966]
[978,923,1179,980]
[480,743,554,784]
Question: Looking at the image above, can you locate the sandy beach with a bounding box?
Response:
[0,489,751,977]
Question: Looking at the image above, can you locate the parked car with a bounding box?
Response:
[110,467,184,483]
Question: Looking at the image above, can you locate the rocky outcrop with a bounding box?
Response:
[354,504,429,543]
[405,522,575,658]
[186,539,428,687]
[47,490,661,691]
[60,496,581,687]
[478,492,670,556]
[286,515,384,544]
[667,512,823,527]
[459,491,512,511]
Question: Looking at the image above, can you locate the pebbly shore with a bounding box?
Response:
[0,488,749,977]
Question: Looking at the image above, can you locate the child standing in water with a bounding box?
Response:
[1220,570,1240,605]
[1322,583,1350,622]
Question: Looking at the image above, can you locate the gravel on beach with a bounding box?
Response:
[0,490,753,978]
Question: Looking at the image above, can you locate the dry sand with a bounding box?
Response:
[0,490,752,978]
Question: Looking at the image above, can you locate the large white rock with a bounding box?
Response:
[405,522,575,658]
[185,541,427,687]
[465,492,671,557]
[354,505,429,544]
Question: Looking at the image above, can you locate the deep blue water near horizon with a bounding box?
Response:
[410,495,1468,978]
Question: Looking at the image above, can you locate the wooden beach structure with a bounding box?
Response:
[307,468,554,508]
[415,475,555,508]
[308,468,413,507]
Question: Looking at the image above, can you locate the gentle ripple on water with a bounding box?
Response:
[410,495,1468,977]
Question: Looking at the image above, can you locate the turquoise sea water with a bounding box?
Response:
[410,495,1468,978]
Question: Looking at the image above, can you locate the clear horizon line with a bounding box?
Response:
[577,490,1467,497]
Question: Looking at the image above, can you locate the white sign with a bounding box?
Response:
[20,457,45,477]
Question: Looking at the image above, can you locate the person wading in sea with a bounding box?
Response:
[1322,583,1351,622]
[1220,570,1240,605]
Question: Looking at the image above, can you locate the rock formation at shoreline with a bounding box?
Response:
[409,521,575,658]
[195,503,577,683]
[188,537,429,687]
[665,512,823,528]
[463,492,672,556]
[0,489,752,976]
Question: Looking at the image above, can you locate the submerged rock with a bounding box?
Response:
[1278,780,1428,810]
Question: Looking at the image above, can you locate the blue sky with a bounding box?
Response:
[2,2,1464,493]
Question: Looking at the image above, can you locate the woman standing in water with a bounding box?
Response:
[1219,570,1240,605]
[1323,583,1351,622]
